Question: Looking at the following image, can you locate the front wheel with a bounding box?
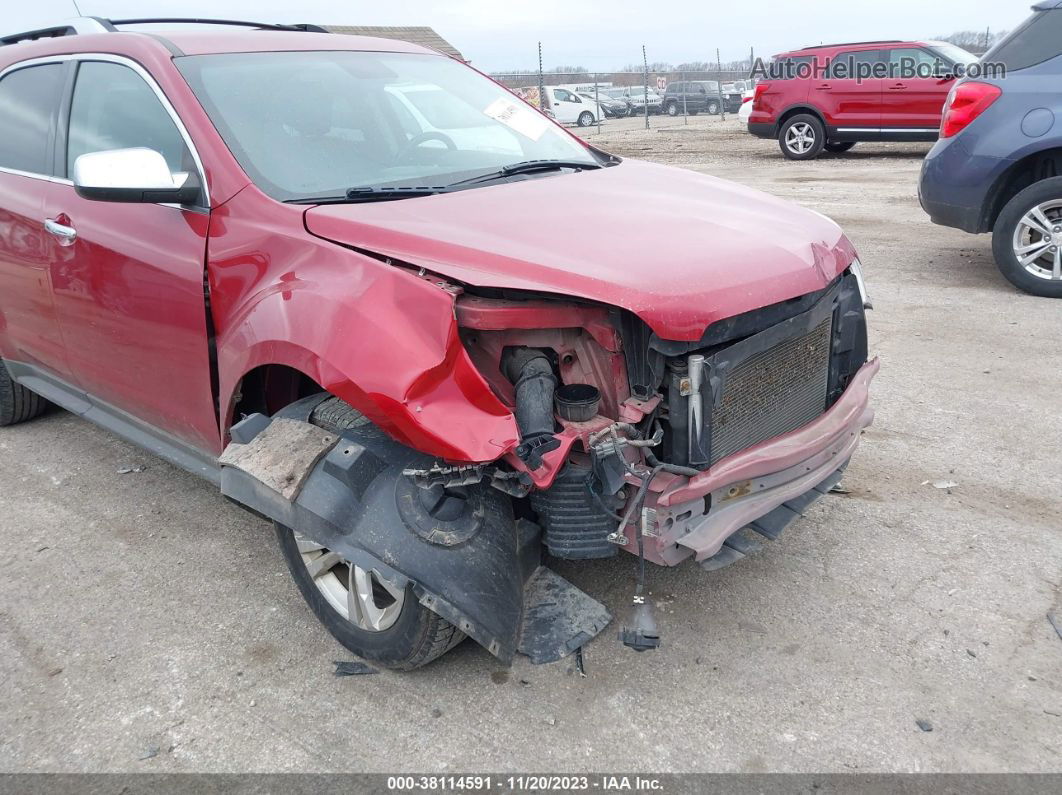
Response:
[706,100,720,115]
[778,114,825,160]
[992,177,1062,297]
[665,101,678,116]
[0,360,48,427]
[276,397,466,669]
[825,141,856,154]
[577,111,595,127]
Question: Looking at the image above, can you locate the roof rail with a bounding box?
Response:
[109,18,331,33]
[0,16,330,47]
[801,39,902,50]
[1,17,115,46]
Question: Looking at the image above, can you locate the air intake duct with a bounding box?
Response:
[503,347,560,469]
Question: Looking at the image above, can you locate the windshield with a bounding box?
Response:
[176,51,598,201]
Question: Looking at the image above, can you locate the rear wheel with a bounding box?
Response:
[825,141,856,154]
[577,111,594,127]
[992,177,1062,297]
[0,360,48,427]
[276,397,466,669]
[779,114,825,160]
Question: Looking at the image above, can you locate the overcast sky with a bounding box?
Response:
[2,0,1032,71]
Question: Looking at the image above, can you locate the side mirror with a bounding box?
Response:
[73,148,202,205]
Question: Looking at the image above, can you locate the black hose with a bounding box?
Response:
[503,347,557,442]
[645,449,701,478]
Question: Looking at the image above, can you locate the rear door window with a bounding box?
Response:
[0,63,65,176]
[983,8,1062,72]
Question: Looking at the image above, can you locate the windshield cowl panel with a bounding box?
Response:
[176,51,600,203]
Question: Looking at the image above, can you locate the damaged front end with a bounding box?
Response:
[220,263,876,665]
[455,266,877,649]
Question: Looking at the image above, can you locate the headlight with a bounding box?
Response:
[849,258,873,310]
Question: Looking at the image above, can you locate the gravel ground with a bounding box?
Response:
[1,115,1060,774]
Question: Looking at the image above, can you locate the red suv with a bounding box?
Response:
[748,39,980,159]
[0,18,877,669]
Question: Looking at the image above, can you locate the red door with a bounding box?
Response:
[881,47,954,130]
[42,58,221,453]
[0,62,73,378]
[814,49,883,130]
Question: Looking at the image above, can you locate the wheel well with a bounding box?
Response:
[984,148,1062,232]
[229,365,322,431]
[778,106,825,131]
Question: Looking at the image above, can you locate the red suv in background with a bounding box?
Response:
[748,39,980,159]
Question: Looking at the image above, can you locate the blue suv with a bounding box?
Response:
[919,1,1062,297]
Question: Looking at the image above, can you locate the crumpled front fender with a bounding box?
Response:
[208,188,520,463]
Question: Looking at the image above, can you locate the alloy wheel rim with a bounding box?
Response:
[295,532,404,631]
[1012,200,1062,281]
[785,122,815,154]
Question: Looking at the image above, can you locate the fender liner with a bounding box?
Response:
[220,395,611,664]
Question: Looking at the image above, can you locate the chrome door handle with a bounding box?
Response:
[44,218,77,246]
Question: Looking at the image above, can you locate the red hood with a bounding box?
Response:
[304,159,857,342]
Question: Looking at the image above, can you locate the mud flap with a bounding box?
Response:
[220,397,610,664]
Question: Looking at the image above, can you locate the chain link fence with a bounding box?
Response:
[490,51,755,135]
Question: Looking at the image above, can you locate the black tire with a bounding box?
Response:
[0,359,48,427]
[665,101,678,116]
[825,141,856,153]
[778,114,826,160]
[276,397,466,670]
[706,100,720,115]
[992,177,1062,298]
[577,111,594,127]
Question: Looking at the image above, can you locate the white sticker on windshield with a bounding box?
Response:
[483,97,551,141]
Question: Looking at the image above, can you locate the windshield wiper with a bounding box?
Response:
[286,160,605,204]
[446,159,603,188]
[286,186,449,205]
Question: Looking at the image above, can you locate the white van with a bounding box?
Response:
[545,87,603,127]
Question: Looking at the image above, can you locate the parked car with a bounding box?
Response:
[748,39,980,159]
[920,3,1062,298]
[607,86,664,114]
[662,81,721,116]
[720,82,744,113]
[0,16,876,670]
[738,87,755,123]
[546,86,603,127]
[578,91,628,118]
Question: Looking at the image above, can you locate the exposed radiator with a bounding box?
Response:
[709,316,833,465]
